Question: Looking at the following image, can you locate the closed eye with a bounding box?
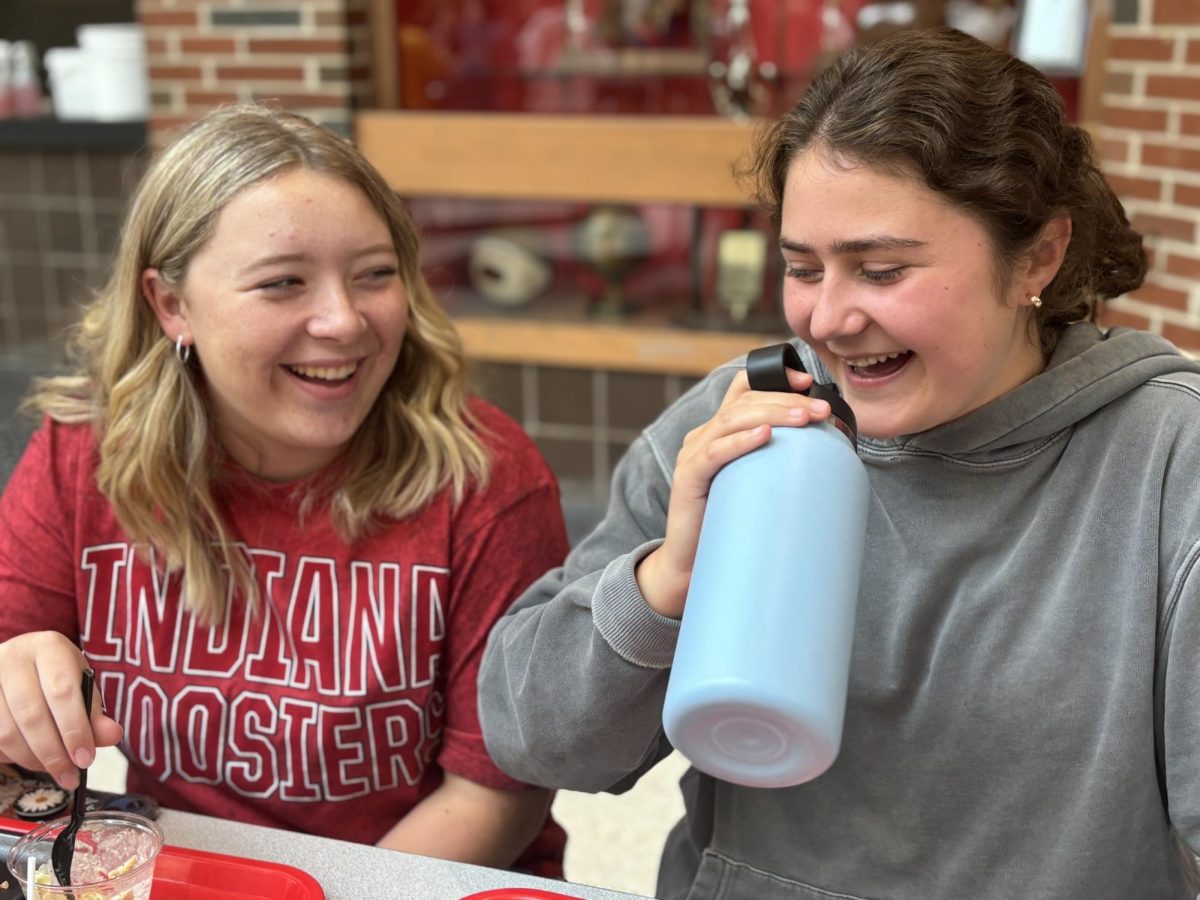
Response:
[257,276,303,292]
[784,266,822,283]
[861,267,905,284]
[359,266,399,283]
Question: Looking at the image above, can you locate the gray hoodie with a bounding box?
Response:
[479,323,1200,900]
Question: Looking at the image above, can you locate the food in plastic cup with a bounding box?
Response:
[6,810,163,900]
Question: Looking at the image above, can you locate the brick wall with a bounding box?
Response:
[1098,0,1200,352]
[136,0,372,138]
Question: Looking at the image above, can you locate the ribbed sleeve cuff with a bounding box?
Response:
[591,538,681,669]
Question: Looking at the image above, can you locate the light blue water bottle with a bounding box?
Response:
[663,343,870,788]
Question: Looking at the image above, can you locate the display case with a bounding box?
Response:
[357,109,787,375]
[358,1,1107,377]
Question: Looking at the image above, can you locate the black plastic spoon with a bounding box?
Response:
[49,668,94,889]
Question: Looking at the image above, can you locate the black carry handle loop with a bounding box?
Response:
[746,343,806,393]
[744,342,860,450]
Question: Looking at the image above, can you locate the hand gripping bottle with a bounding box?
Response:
[662,343,870,788]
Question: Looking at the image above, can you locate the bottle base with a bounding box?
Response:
[665,701,839,788]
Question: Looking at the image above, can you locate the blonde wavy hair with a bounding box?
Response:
[25,104,490,623]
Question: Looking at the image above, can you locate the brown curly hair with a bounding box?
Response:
[741,27,1147,356]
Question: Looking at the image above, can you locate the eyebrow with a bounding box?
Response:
[779,235,927,255]
[237,244,398,276]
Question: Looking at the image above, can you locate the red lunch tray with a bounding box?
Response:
[0,816,323,899]
[461,891,591,899]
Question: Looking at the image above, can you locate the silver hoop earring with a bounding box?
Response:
[175,335,192,365]
[1029,295,1043,309]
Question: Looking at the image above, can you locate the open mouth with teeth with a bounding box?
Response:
[844,350,913,378]
[285,362,358,384]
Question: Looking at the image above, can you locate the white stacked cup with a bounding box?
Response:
[44,47,92,120]
[77,23,148,121]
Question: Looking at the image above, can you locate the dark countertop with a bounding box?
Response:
[0,116,146,151]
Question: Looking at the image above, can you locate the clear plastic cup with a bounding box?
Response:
[6,810,163,899]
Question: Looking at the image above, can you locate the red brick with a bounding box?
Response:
[1183,113,1200,138]
[1166,253,1200,280]
[1175,183,1200,208]
[1097,306,1152,332]
[185,90,241,106]
[181,37,238,54]
[1098,136,1131,164]
[1155,0,1200,25]
[1131,211,1197,243]
[1163,322,1200,352]
[251,91,350,108]
[148,65,203,80]
[1108,36,1175,61]
[1143,142,1200,173]
[216,65,306,81]
[1100,104,1169,132]
[1146,75,1200,102]
[139,11,199,27]
[1189,40,1200,65]
[247,39,348,55]
[146,38,169,55]
[1104,172,1162,202]
[1129,280,1191,311]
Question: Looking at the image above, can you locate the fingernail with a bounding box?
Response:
[59,770,79,791]
[813,400,831,414]
[73,748,94,768]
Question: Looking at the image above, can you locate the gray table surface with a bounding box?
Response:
[158,808,653,900]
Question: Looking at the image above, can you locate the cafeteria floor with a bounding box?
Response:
[91,746,686,898]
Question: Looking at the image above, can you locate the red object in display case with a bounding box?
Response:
[393,0,873,118]
[391,1,1079,121]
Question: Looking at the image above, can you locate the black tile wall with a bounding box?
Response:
[471,362,523,421]
[0,153,31,194]
[608,369,675,430]
[472,359,699,507]
[0,146,143,348]
[537,367,594,427]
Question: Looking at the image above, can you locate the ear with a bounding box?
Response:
[1019,215,1073,300]
[141,268,189,344]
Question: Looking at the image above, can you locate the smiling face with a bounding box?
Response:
[779,150,1046,439]
[146,167,408,481]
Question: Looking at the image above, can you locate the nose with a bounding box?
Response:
[308,280,367,340]
[806,278,869,345]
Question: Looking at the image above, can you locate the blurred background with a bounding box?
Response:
[2,1,1199,895]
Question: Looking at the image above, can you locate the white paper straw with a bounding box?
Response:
[26,853,35,898]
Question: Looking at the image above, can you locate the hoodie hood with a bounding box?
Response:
[795,322,1200,458]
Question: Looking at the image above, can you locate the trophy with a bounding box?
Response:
[714,228,768,324]
[574,205,651,319]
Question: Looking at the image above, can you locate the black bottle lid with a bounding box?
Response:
[745,343,859,449]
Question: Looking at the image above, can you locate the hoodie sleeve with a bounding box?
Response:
[1158,398,1200,858]
[477,365,738,793]
[1162,531,1200,857]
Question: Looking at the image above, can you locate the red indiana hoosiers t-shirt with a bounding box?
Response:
[0,398,569,875]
